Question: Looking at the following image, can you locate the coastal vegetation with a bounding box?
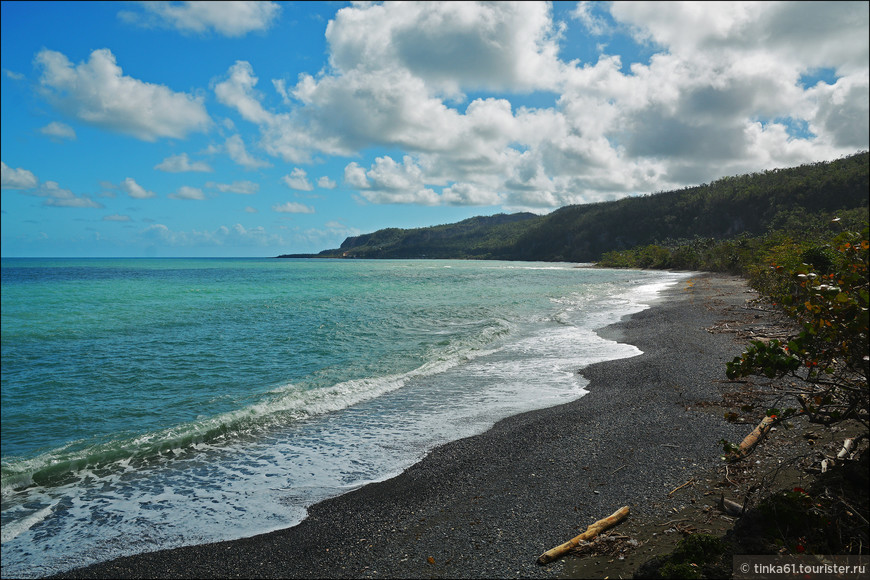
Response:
[638,223,868,578]
[616,155,868,576]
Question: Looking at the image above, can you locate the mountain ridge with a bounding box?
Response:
[278,151,869,262]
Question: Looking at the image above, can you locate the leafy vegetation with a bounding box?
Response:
[635,534,731,579]
[724,224,868,438]
[632,219,868,576]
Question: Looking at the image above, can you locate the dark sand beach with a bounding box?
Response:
[55,273,779,579]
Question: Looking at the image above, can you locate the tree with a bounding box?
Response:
[725,225,869,440]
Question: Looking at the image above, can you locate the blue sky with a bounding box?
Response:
[2,1,868,258]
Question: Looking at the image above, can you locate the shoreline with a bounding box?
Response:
[54,272,763,579]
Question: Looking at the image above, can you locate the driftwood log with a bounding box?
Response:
[729,415,776,460]
[718,494,745,517]
[837,438,855,460]
[537,506,630,565]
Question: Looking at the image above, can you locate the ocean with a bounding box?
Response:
[0,258,689,578]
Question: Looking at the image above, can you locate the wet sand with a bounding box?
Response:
[55,273,761,579]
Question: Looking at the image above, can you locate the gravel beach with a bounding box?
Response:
[54,272,763,580]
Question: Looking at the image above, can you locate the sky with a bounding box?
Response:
[1,1,868,258]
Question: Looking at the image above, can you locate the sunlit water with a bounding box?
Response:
[1,258,688,578]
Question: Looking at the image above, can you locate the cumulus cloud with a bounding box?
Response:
[36,48,211,141]
[808,74,870,148]
[325,1,565,94]
[282,168,313,191]
[1,161,39,189]
[40,121,76,140]
[348,155,444,205]
[571,1,612,37]
[121,177,157,199]
[214,62,317,163]
[272,201,315,214]
[39,182,104,208]
[155,153,212,173]
[206,180,259,194]
[169,186,206,200]
[225,134,271,169]
[2,162,102,207]
[317,176,337,189]
[218,1,867,211]
[119,1,281,37]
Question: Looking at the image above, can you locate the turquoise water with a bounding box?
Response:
[1,258,688,578]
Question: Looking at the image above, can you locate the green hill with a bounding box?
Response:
[278,151,869,262]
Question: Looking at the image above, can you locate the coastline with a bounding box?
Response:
[54,272,765,579]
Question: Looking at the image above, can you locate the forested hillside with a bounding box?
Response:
[278,152,868,262]
[334,212,539,259]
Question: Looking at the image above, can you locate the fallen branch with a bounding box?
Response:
[668,478,695,496]
[537,506,630,565]
[725,465,737,487]
[729,415,776,460]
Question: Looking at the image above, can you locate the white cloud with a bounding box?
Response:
[283,168,313,191]
[140,222,286,249]
[39,181,103,208]
[1,161,39,189]
[611,2,868,75]
[272,201,315,214]
[808,74,870,149]
[571,1,612,37]
[206,180,259,194]
[36,48,211,141]
[225,134,271,169]
[214,62,274,125]
[325,1,565,94]
[119,1,281,37]
[245,206,258,213]
[121,177,156,199]
[2,163,103,207]
[214,61,318,163]
[441,182,503,206]
[169,186,206,200]
[104,214,131,222]
[40,121,76,140]
[317,176,337,189]
[216,1,868,211]
[343,162,368,189]
[293,220,362,249]
[351,155,441,205]
[155,153,212,173]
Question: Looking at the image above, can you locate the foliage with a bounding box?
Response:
[725,226,869,432]
[636,534,731,579]
[515,151,868,263]
[733,452,869,555]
